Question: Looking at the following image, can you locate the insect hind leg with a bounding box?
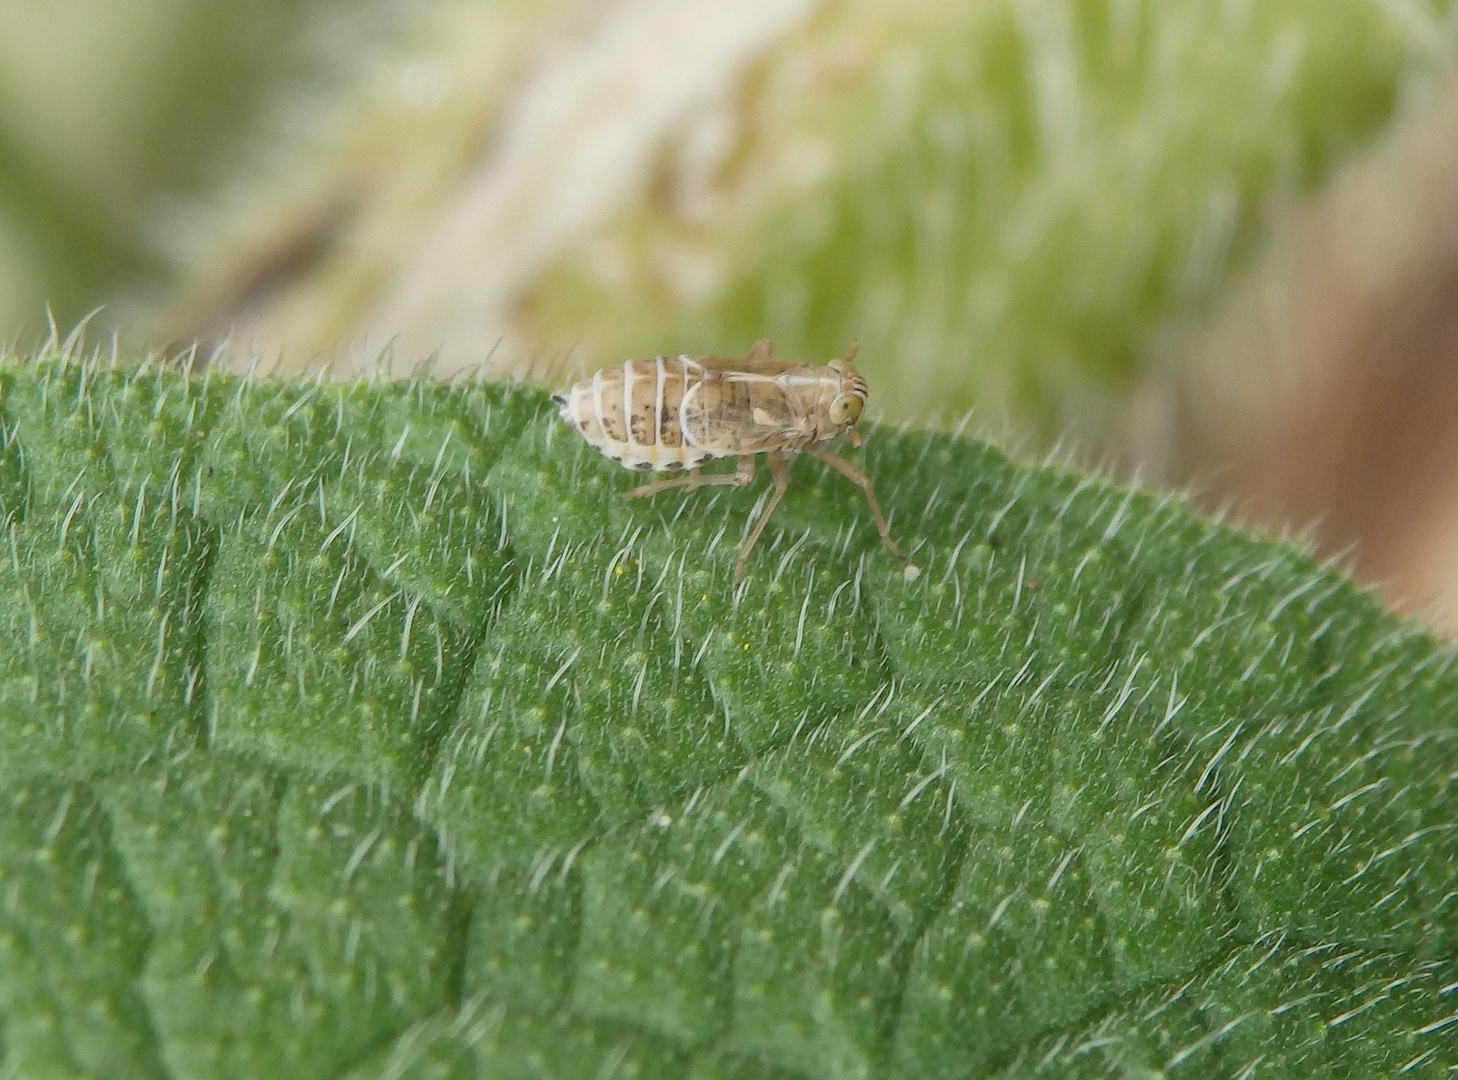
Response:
[623,455,756,500]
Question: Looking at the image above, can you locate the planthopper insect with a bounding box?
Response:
[552,339,905,582]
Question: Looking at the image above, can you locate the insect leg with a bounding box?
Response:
[623,455,757,500]
[623,471,704,499]
[736,452,790,583]
[806,447,903,559]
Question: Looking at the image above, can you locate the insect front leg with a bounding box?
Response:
[806,446,903,559]
[623,455,757,500]
[736,452,790,583]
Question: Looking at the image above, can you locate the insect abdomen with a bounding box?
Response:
[556,357,715,473]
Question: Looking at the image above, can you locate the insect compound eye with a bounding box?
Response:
[828,394,863,426]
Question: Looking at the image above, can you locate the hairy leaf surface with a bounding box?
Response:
[0,355,1455,1079]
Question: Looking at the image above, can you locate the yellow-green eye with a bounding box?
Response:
[828,394,863,426]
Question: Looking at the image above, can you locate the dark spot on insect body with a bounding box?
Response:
[551,394,566,407]
[629,411,654,442]
[634,461,654,471]
[666,461,685,471]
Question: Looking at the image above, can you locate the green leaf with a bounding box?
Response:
[1,352,1455,1079]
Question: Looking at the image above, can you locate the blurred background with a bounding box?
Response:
[4,0,1458,631]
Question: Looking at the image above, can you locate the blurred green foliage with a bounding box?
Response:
[521,0,1458,434]
[3,0,1456,440]
[0,0,336,341]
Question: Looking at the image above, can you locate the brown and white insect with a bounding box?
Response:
[553,339,903,581]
